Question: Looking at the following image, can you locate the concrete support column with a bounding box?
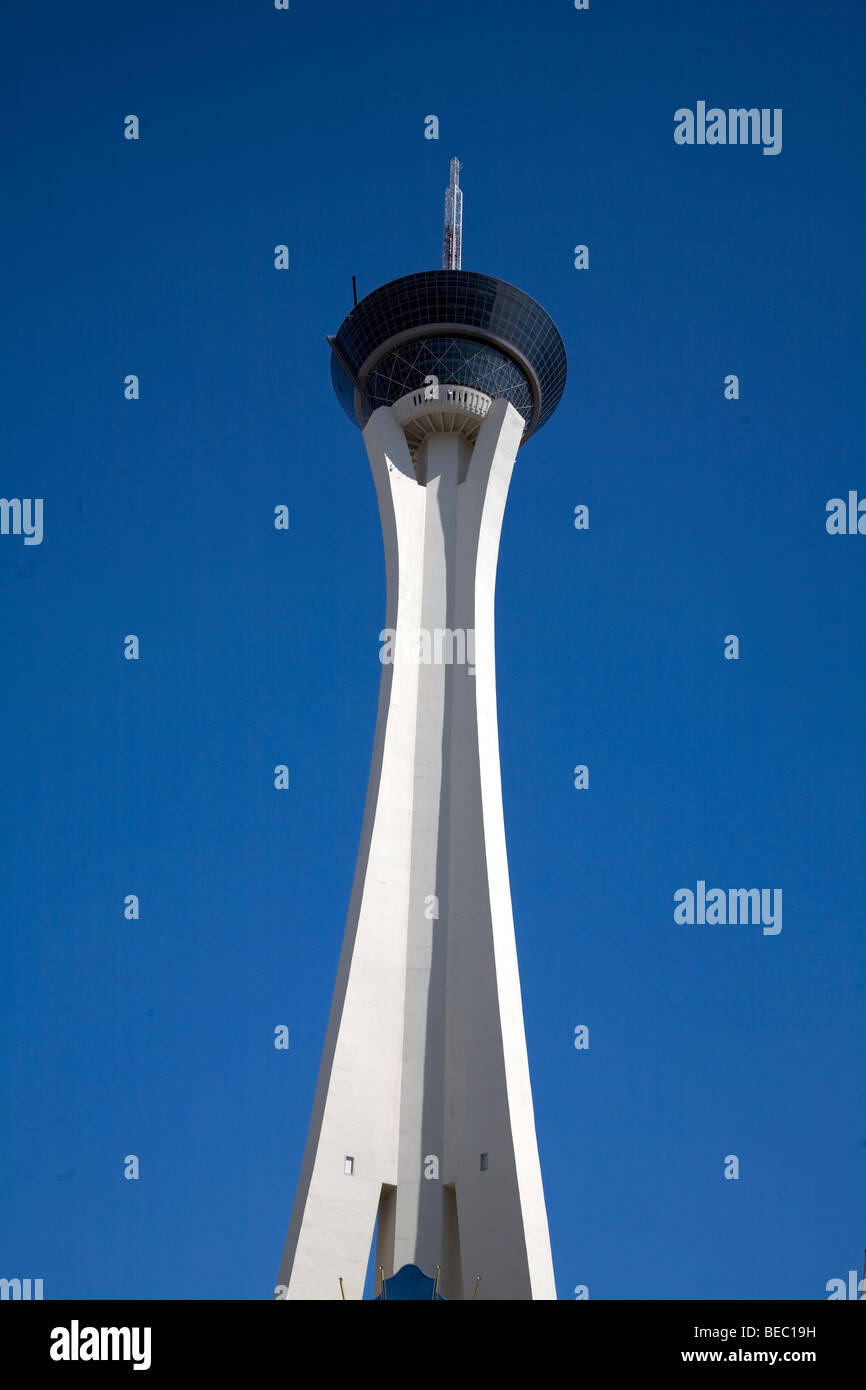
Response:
[276,399,555,1300]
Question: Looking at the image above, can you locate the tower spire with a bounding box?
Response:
[442,156,462,270]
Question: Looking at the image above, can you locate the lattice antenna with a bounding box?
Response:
[442,157,463,270]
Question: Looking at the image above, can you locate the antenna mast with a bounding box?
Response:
[442,156,462,270]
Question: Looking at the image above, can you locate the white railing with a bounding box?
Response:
[392,384,492,423]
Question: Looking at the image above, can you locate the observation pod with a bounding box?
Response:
[328,268,567,445]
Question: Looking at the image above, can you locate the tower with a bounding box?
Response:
[276,162,567,1301]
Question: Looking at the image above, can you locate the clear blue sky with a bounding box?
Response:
[2,0,864,1300]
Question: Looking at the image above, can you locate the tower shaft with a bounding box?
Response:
[276,399,556,1300]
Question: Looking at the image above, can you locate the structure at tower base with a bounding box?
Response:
[276,162,567,1301]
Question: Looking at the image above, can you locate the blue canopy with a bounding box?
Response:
[372,1264,446,1300]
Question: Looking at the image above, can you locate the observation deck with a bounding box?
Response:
[329,270,567,445]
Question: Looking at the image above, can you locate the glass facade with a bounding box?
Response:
[330,270,567,438]
[363,337,533,425]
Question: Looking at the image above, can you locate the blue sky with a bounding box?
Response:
[1,0,864,1300]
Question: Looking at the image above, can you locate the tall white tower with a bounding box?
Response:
[277,163,567,1301]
